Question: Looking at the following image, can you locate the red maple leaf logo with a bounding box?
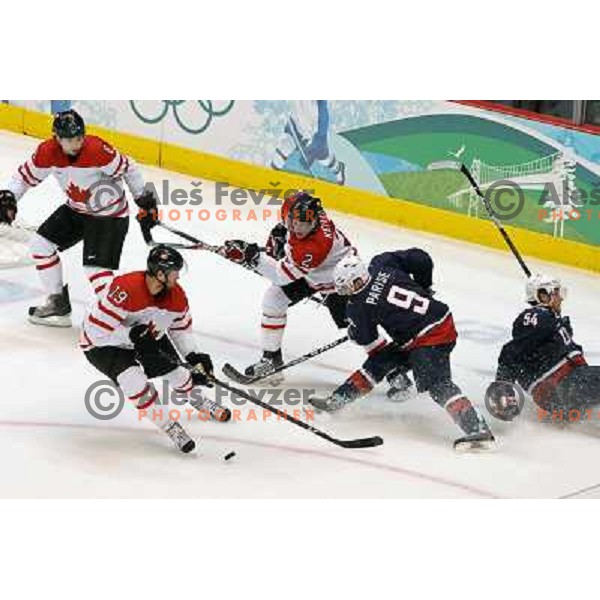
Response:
[66,182,91,204]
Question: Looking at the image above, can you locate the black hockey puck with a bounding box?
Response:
[224,451,236,461]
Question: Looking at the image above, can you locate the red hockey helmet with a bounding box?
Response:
[282,191,323,239]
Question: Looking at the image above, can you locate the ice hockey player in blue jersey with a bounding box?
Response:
[488,274,595,416]
[309,249,495,451]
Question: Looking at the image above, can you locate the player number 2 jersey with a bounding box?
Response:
[257,213,356,292]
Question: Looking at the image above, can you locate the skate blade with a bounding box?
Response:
[28,314,72,328]
[307,398,338,414]
[302,405,318,418]
[454,439,495,453]
[304,404,323,417]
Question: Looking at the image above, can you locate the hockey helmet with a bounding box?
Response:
[147,244,185,278]
[334,254,370,296]
[283,191,323,238]
[53,109,85,139]
[525,273,567,305]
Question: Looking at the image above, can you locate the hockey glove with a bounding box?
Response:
[561,316,573,336]
[129,323,158,354]
[265,223,287,259]
[0,190,17,225]
[222,240,260,268]
[186,352,214,387]
[135,189,159,238]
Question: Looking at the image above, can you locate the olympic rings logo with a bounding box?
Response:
[130,100,235,135]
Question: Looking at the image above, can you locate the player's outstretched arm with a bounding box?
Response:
[3,142,54,205]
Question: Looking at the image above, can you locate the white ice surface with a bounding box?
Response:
[2,129,600,498]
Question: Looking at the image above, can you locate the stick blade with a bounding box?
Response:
[222,363,256,385]
[336,436,384,449]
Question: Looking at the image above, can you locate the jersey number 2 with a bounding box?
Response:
[386,285,430,315]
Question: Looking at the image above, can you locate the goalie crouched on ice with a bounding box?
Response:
[309,249,495,451]
[488,274,600,420]
[81,245,230,454]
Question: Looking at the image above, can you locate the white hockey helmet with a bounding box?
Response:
[525,273,567,304]
[334,254,370,296]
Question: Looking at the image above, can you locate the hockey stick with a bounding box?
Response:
[153,221,224,253]
[146,221,325,308]
[161,349,382,448]
[460,162,584,376]
[211,374,382,448]
[146,222,346,379]
[152,221,267,257]
[222,334,349,385]
[459,163,532,277]
[140,218,227,252]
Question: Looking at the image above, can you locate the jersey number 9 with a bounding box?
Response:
[387,285,430,315]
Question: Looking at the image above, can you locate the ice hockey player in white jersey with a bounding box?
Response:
[0,109,159,327]
[81,245,230,453]
[221,192,356,383]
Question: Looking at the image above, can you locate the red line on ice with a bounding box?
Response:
[0,419,499,498]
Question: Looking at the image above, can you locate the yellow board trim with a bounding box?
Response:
[0,103,24,133]
[1,104,599,274]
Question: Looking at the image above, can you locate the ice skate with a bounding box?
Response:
[28,285,72,328]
